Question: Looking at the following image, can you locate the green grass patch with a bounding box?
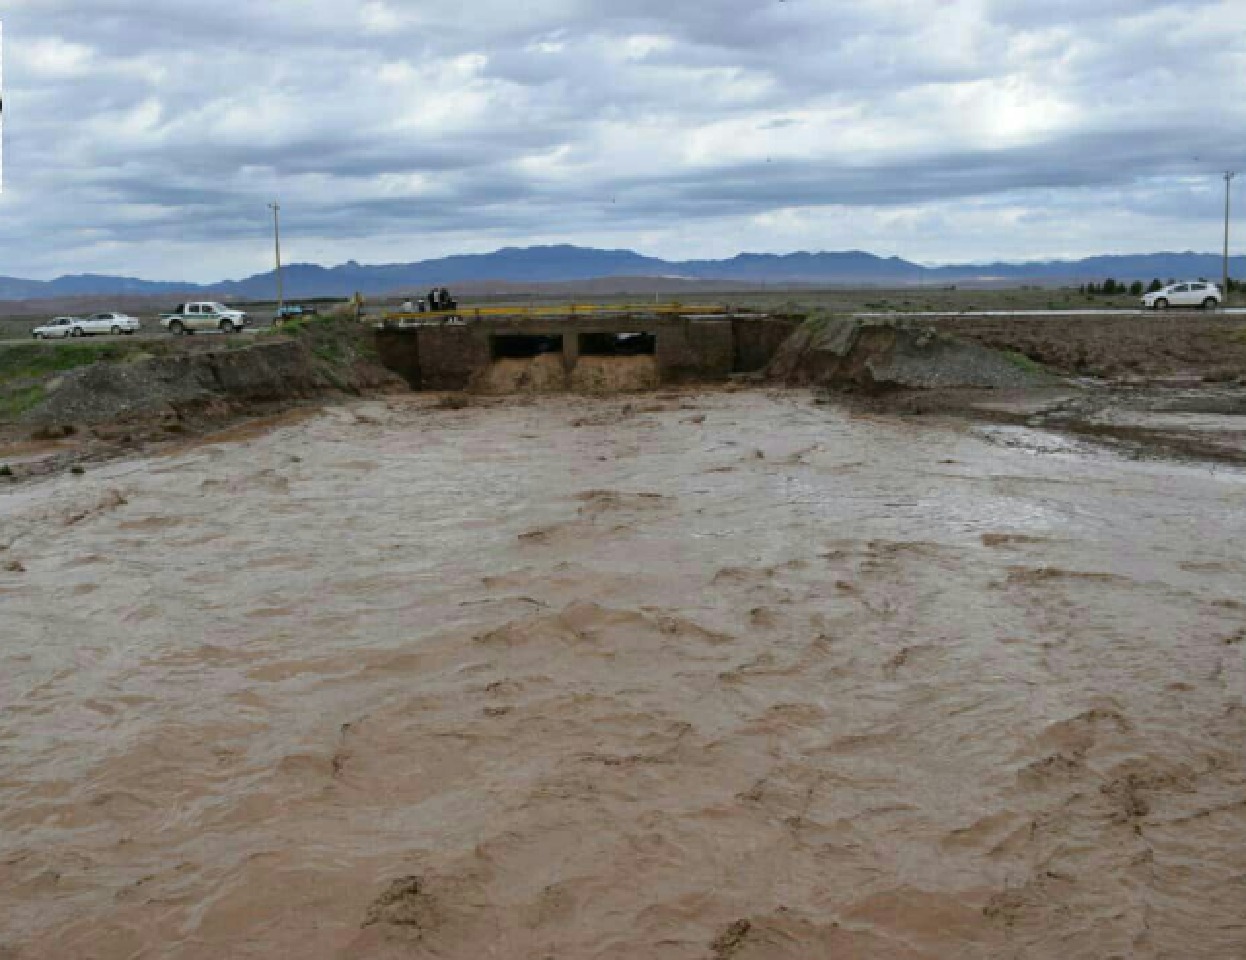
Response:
[800,311,836,336]
[269,312,346,338]
[0,385,48,418]
[0,341,141,386]
[272,318,310,336]
[312,340,346,365]
[1004,350,1046,374]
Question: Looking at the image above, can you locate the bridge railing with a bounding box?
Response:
[378,303,744,322]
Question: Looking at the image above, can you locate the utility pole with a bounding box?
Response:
[269,200,284,315]
[1226,172,1236,302]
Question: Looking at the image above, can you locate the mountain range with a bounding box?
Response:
[2,246,1243,301]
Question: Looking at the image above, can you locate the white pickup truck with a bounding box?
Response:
[159,302,250,335]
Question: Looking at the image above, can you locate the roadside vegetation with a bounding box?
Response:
[0,340,150,383]
[1003,350,1047,374]
[0,385,47,418]
[0,341,160,418]
[797,310,834,335]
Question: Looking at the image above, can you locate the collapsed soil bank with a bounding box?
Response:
[767,316,1050,391]
[21,329,399,426]
[0,320,404,480]
[763,315,1246,466]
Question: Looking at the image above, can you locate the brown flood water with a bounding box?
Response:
[2,390,1245,959]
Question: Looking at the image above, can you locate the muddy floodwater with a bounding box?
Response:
[2,391,1245,959]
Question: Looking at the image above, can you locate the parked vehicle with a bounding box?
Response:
[31,317,79,339]
[32,311,141,339]
[272,304,316,326]
[83,311,141,335]
[1141,282,1222,310]
[160,302,250,335]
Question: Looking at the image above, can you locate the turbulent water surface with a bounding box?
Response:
[2,391,1245,959]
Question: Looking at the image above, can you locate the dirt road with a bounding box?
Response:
[2,392,1244,958]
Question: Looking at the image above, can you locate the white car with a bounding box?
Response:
[1141,281,1222,310]
[32,312,141,338]
[159,302,250,335]
[83,311,141,335]
[31,317,80,339]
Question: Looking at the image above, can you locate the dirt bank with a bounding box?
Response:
[763,314,1246,466]
[2,392,1243,958]
[927,311,1246,380]
[768,316,1050,392]
[0,319,403,480]
[7,313,1246,483]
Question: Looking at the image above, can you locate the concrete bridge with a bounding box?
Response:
[374,308,798,392]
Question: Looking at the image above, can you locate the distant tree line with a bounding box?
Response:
[1076,274,1241,294]
[1078,279,1142,296]
[1077,277,1238,296]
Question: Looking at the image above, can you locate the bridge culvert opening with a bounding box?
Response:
[491,334,564,359]
[579,332,656,357]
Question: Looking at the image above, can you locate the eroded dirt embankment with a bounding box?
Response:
[767,317,1049,392]
[7,312,1246,480]
[0,320,403,479]
[765,314,1246,465]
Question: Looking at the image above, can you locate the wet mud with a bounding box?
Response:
[853,383,1246,466]
[2,391,1245,958]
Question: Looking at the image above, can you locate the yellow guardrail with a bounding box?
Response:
[381,302,735,321]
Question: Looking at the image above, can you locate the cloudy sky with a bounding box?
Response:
[2,0,1245,281]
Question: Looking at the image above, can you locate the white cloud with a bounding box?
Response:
[12,36,95,77]
[0,0,1244,280]
[359,1,405,35]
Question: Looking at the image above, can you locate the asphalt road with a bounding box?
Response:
[11,328,266,344]
[854,307,1246,317]
[2,307,1244,345]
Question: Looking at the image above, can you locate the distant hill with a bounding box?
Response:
[930,252,1246,284]
[0,274,201,301]
[3,245,1244,300]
